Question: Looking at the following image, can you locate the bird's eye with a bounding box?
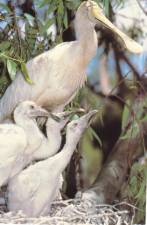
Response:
[30,105,35,109]
[73,122,78,127]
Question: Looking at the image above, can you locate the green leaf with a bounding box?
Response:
[89,127,102,147]
[39,18,54,35]
[130,175,137,186]
[58,0,64,15]
[57,0,64,30]
[24,13,34,26]
[135,180,146,201]
[141,112,147,122]
[63,11,68,28]
[121,120,139,140]
[65,0,81,10]
[71,114,80,120]
[7,59,17,81]
[0,3,11,12]
[47,3,57,15]
[122,100,131,130]
[20,62,34,84]
[0,41,11,52]
[103,0,109,17]
[35,0,52,8]
[129,175,138,195]
[44,18,54,32]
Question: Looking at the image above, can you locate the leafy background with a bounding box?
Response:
[0,0,146,223]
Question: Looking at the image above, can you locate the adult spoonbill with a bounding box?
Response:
[0,101,48,187]
[8,110,97,217]
[0,1,142,122]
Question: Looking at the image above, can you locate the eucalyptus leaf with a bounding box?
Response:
[71,114,80,120]
[135,180,146,201]
[63,11,68,28]
[57,1,64,30]
[121,120,140,140]
[7,59,17,81]
[122,100,131,130]
[24,13,34,26]
[35,0,52,8]
[20,62,34,85]
[39,18,54,35]
[0,41,11,52]
[66,0,81,9]
[89,127,102,147]
[47,4,57,15]
[44,18,54,30]
[58,0,64,15]
[103,0,109,17]
[0,3,11,12]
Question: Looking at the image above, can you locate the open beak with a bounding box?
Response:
[77,110,97,129]
[92,5,143,54]
[49,113,61,122]
[60,108,85,119]
[31,107,49,118]
[46,111,75,124]
[81,109,97,123]
[48,109,86,129]
[52,108,86,122]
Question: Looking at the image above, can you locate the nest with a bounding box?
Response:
[0,198,136,225]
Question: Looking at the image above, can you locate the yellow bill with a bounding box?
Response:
[91,1,143,54]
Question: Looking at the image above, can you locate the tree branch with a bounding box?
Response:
[81,120,147,204]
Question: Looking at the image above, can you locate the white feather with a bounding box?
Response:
[8,110,97,217]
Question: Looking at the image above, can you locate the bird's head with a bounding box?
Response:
[76,0,142,54]
[46,109,85,130]
[46,111,71,131]
[66,110,97,145]
[14,101,49,121]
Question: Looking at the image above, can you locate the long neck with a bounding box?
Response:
[15,116,43,153]
[44,138,78,175]
[75,15,97,66]
[33,127,62,160]
[46,126,62,155]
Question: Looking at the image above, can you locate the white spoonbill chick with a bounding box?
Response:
[0,1,142,122]
[8,110,97,217]
[0,101,48,187]
[32,110,76,160]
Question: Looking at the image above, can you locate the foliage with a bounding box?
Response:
[0,0,146,223]
[127,162,147,223]
[0,0,125,94]
[121,96,147,141]
[119,96,147,223]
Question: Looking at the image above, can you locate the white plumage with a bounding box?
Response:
[8,110,97,217]
[0,125,27,186]
[0,101,48,187]
[32,111,76,160]
[0,101,76,188]
[0,1,142,122]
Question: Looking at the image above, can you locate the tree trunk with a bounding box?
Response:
[81,121,147,204]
